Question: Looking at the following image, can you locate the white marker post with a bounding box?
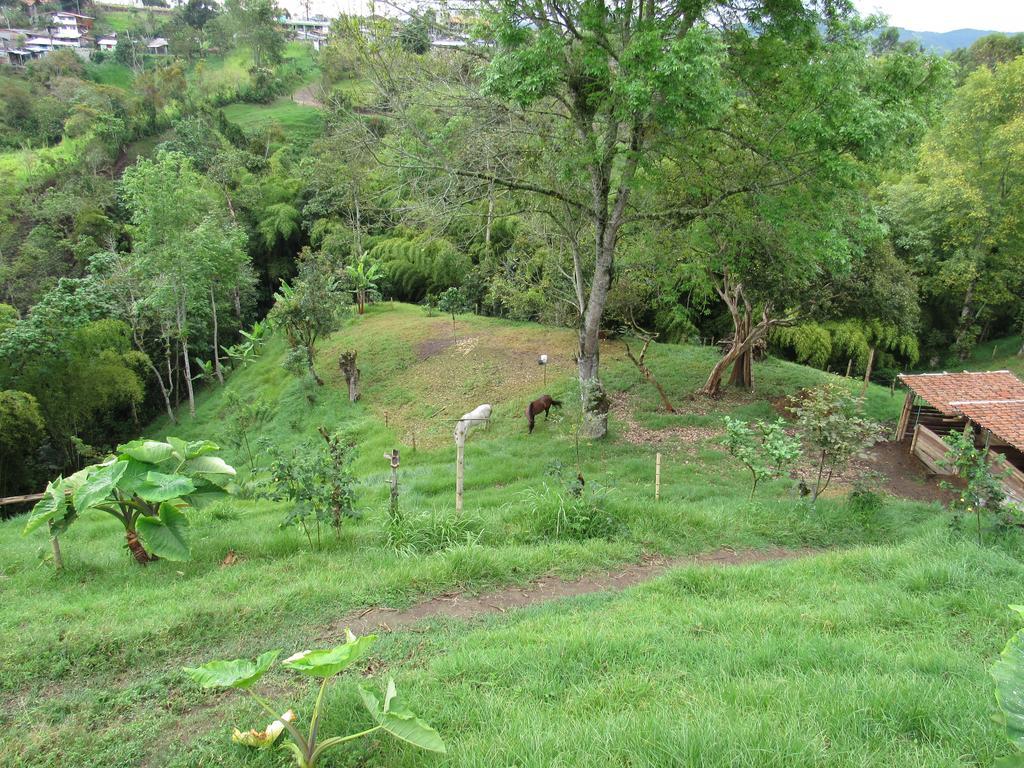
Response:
[655,452,662,502]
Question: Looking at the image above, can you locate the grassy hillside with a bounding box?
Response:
[1,303,1018,766]
[221,97,324,146]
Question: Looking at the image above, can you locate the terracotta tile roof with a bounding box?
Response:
[952,400,1024,452]
[899,370,1024,452]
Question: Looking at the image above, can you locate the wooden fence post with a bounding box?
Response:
[455,435,465,512]
[655,452,661,502]
[384,448,400,516]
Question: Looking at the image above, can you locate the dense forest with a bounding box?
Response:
[0,0,1022,496]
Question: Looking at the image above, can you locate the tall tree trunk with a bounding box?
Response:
[210,285,224,385]
[132,326,175,423]
[177,302,196,417]
[575,124,642,439]
[861,345,875,394]
[700,272,783,397]
[954,280,976,360]
[307,345,324,385]
[484,180,494,250]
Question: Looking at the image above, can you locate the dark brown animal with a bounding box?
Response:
[526,395,562,433]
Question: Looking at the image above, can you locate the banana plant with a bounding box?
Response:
[183,631,446,767]
[993,606,1024,767]
[22,437,236,565]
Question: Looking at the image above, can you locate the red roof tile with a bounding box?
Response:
[899,370,1024,452]
[953,400,1024,452]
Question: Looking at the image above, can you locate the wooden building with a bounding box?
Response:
[895,370,1024,502]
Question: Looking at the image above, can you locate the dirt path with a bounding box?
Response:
[292,84,322,108]
[322,547,817,639]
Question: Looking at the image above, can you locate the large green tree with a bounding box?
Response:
[885,54,1024,360]
[367,0,946,433]
[118,151,251,419]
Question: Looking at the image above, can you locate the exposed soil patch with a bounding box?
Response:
[791,440,959,504]
[611,393,721,446]
[865,440,960,504]
[292,84,322,107]
[322,547,817,638]
[415,336,456,360]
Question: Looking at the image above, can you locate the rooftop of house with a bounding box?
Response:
[900,370,1024,452]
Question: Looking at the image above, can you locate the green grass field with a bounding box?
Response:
[1,303,1019,766]
[221,97,325,147]
[87,60,135,90]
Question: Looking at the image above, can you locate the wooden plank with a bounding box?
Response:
[912,425,957,475]
[0,495,46,507]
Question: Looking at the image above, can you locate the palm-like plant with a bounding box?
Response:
[344,253,383,315]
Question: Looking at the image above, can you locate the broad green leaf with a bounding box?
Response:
[184,439,221,459]
[282,633,376,678]
[115,458,156,495]
[183,649,281,689]
[184,456,236,478]
[135,472,196,503]
[118,439,175,465]
[136,503,191,561]
[992,609,1024,752]
[359,679,446,753]
[166,436,190,462]
[73,462,128,512]
[231,710,295,748]
[995,757,1024,768]
[22,479,67,535]
[167,437,221,461]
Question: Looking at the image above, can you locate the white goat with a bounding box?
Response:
[454,404,492,443]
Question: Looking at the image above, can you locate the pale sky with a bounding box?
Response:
[852,0,1024,32]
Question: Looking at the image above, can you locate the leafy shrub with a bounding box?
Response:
[847,471,885,523]
[184,631,445,767]
[260,430,357,550]
[792,383,883,502]
[941,430,1013,544]
[22,438,236,565]
[723,416,801,498]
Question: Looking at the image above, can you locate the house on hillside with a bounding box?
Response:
[50,11,92,47]
[896,370,1024,501]
[97,34,117,51]
[0,29,36,65]
[147,37,168,54]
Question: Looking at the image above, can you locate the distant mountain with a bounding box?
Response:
[896,28,1011,53]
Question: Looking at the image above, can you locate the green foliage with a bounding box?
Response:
[941,430,1012,545]
[521,464,620,542]
[260,428,357,550]
[0,390,46,497]
[222,390,271,475]
[723,417,801,498]
[992,605,1024,767]
[792,383,883,502]
[183,632,445,768]
[367,234,470,303]
[884,55,1024,361]
[268,249,345,385]
[22,437,236,565]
